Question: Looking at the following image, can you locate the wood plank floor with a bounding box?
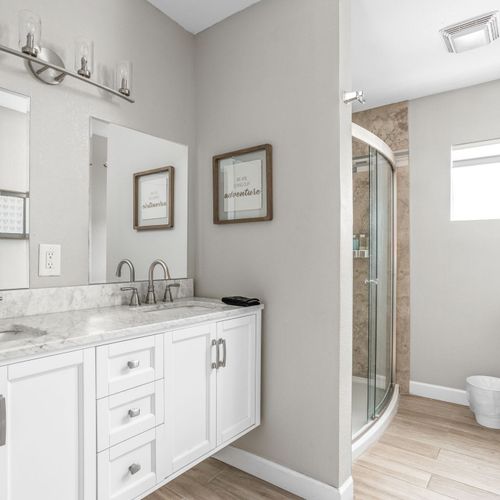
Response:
[147,395,500,499]
[146,457,302,499]
[353,394,500,499]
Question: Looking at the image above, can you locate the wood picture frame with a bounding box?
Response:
[213,144,273,224]
[133,166,174,230]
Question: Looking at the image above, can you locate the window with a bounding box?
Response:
[451,139,500,221]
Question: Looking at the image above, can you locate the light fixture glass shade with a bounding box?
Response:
[74,38,94,78]
[116,61,132,96]
[18,10,41,57]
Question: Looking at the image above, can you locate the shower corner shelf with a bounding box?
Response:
[353,250,369,259]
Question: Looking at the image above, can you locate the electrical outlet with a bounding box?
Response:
[39,244,61,277]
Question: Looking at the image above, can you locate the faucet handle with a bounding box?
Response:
[163,283,181,303]
[121,287,141,307]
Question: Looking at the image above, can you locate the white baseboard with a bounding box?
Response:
[410,380,468,406]
[215,445,353,500]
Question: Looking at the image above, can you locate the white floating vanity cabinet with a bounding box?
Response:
[0,310,261,500]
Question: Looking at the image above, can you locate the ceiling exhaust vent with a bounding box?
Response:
[440,11,499,53]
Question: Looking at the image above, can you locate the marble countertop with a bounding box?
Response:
[0,298,263,365]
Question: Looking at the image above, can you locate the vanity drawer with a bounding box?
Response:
[97,380,164,452]
[97,426,167,500]
[97,335,163,398]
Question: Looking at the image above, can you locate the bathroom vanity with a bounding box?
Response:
[0,78,262,500]
[0,296,262,500]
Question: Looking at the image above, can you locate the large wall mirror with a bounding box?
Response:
[89,118,188,284]
[0,88,30,290]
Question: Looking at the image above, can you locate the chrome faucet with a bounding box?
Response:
[146,259,171,305]
[116,259,140,307]
[116,259,136,282]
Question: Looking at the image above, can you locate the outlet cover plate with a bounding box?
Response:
[39,244,61,277]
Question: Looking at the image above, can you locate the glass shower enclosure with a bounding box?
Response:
[352,123,396,438]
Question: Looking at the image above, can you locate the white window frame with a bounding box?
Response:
[450,138,500,221]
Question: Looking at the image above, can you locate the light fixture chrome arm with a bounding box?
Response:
[0,43,134,103]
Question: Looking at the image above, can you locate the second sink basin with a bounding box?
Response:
[136,301,220,314]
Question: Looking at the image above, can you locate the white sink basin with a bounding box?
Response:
[136,301,220,314]
[0,325,46,343]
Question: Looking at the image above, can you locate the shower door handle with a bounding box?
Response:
[364,279,379,286]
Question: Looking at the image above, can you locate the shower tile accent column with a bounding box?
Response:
[352,164,369,378]
[353,101,411,393]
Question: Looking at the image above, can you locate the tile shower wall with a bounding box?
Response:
[352,101,410,393]
[352,141,369,378]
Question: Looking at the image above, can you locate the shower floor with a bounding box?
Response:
[352,377,386,436]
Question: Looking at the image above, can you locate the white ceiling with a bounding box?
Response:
[352,0,500,110]
[147,0,261,34]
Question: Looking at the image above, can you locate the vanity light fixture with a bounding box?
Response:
[0,10,134,103]
[440,11,499,54]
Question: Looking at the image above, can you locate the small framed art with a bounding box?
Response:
[133,166,174,230]
[213,144,273,224]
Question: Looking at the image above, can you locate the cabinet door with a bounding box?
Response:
[165,324,217,473]
[0,349,96,500]
[216,315,257,445]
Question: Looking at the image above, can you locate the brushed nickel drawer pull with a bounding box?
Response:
[127,360,140,369]
[129,463,141,475]
[211,339,218,369]
[218,338,227,368]
[128,408,141,418]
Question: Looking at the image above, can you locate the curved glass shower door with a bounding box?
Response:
[367,148,394,418]
[352,124,395,438]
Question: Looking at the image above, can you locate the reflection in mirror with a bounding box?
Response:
[0,88,30,290]
[89,118,188,284]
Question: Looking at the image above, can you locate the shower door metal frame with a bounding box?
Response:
[352,123,397,435]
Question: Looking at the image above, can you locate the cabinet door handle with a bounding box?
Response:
[128,408,141,418]
[218,338,227,368]
[127,360,140,369]
[0,395,5,447]
[211,339,218,369]
[128,463,141,475]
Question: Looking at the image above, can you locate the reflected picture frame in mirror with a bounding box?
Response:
[133,166,174,231]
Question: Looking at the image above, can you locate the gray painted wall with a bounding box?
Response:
[0,0,195,288]
[194,0,352,487]
[410,79,500,389]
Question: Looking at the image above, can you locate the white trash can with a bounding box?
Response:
[466,376,500,429]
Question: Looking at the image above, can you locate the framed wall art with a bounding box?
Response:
[134,166,174,230]
[213,144,273,224]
